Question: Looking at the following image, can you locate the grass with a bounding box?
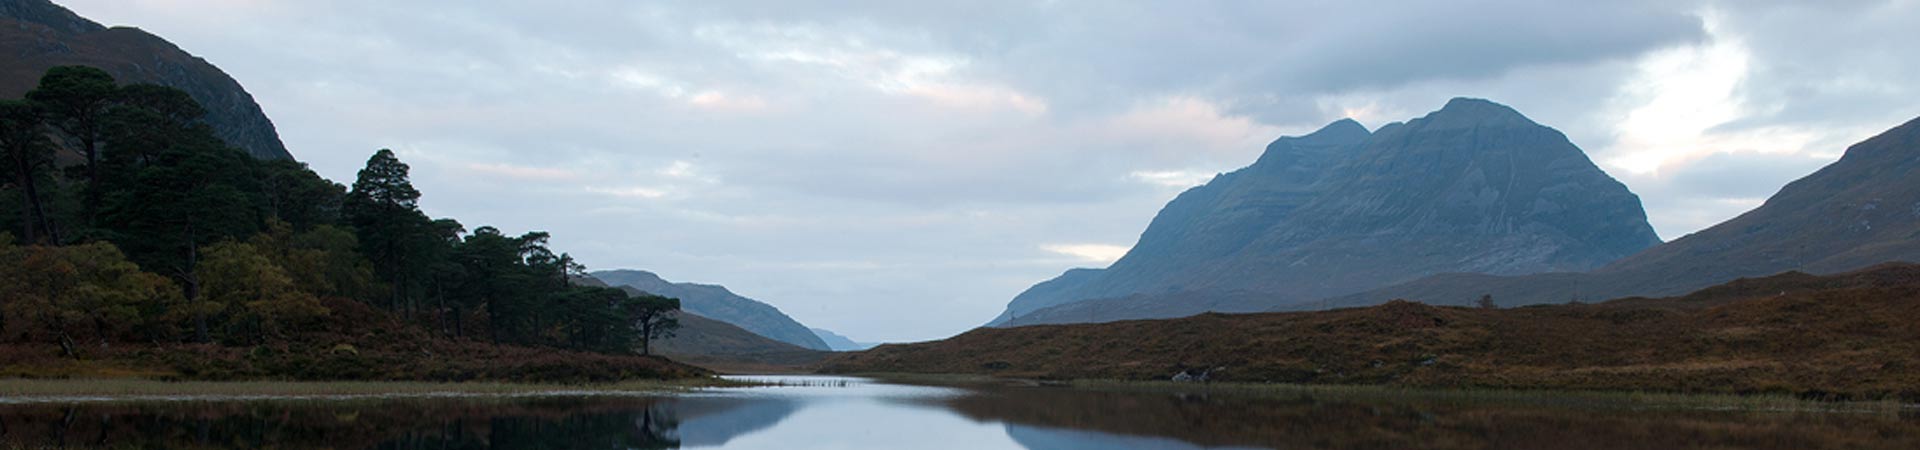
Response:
[0,377,752,403]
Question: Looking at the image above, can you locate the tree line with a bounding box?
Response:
[0,66,678,359]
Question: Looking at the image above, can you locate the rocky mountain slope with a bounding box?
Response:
[995,98,1659,325]
[1334,114,1920,308]
[592,270,831,351]
[0,0,291,159]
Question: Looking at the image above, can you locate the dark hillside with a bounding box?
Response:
[828,264,1920,400]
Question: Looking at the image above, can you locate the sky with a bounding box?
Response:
[59,0,1920,342]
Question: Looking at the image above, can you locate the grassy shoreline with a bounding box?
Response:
[856,373,1917,414]
[0,377,750,403]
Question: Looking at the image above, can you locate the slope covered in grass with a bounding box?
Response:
[827,264,1920,400]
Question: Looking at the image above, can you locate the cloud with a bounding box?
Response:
[1129,170,1214,188]
[585,186,670,199]
[462,162,578,181]
[1040,244,1131,265]
[52,0,1919,342]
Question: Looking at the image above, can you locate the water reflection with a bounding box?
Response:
[0,376,1915,449]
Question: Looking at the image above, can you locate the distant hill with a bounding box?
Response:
[809,328,876,351]
[0,0,291,159]
[828,263,1920,399]
[995,98,1659,326]
[1332,114,1920,308]
[592,270,831,351]
[655,309,827,372]
[573,275,826,372]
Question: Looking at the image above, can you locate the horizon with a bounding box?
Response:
[52,0,1920,343]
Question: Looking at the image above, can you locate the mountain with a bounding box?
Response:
[827,263,1920,399]
[993,98,1660,325]
[809,328,876,351]
[0,0,291,159]
[592,270,831,351]
[1333,114,1920,308]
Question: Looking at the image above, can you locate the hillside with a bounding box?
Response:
[567,277,828,371]
[828,263,1920,400]
[1332,114,1920,308]
[592,270,830,350]
[996,98,1659,325]
[598,285,828,372]
[658,312,830,373]
[0,0,291,159]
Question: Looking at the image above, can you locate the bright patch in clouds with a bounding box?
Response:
[1603,13,1815,176]
[1129,170,1213,187]
[586,186,670,199]
[1041,244,1131,264]
[688,91,771,113]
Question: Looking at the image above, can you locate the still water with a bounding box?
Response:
[1,375,1917,449]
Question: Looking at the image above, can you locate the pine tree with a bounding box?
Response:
[0,100,57,244]
[343,149,430,313]
[26,66,117,212]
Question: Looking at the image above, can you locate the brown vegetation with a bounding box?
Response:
[0,296,708,382]
[826,263,1920,400]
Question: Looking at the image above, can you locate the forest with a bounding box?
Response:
[0,66,685,380]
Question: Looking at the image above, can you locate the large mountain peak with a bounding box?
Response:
[993,98,1660,326]
[1335,112,1920,310]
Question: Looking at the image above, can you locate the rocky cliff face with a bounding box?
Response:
[592,270,832,351]
[995,98,1660,325]
[1334,113,1920,308]
[0,0,291,160]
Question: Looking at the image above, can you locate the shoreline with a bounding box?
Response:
[854,373,1919,415]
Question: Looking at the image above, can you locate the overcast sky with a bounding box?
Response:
[61,0,1920,342]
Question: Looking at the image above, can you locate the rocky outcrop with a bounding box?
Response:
[996,98,1661,325]
[0,0,291,159]
[593,269,832,351]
